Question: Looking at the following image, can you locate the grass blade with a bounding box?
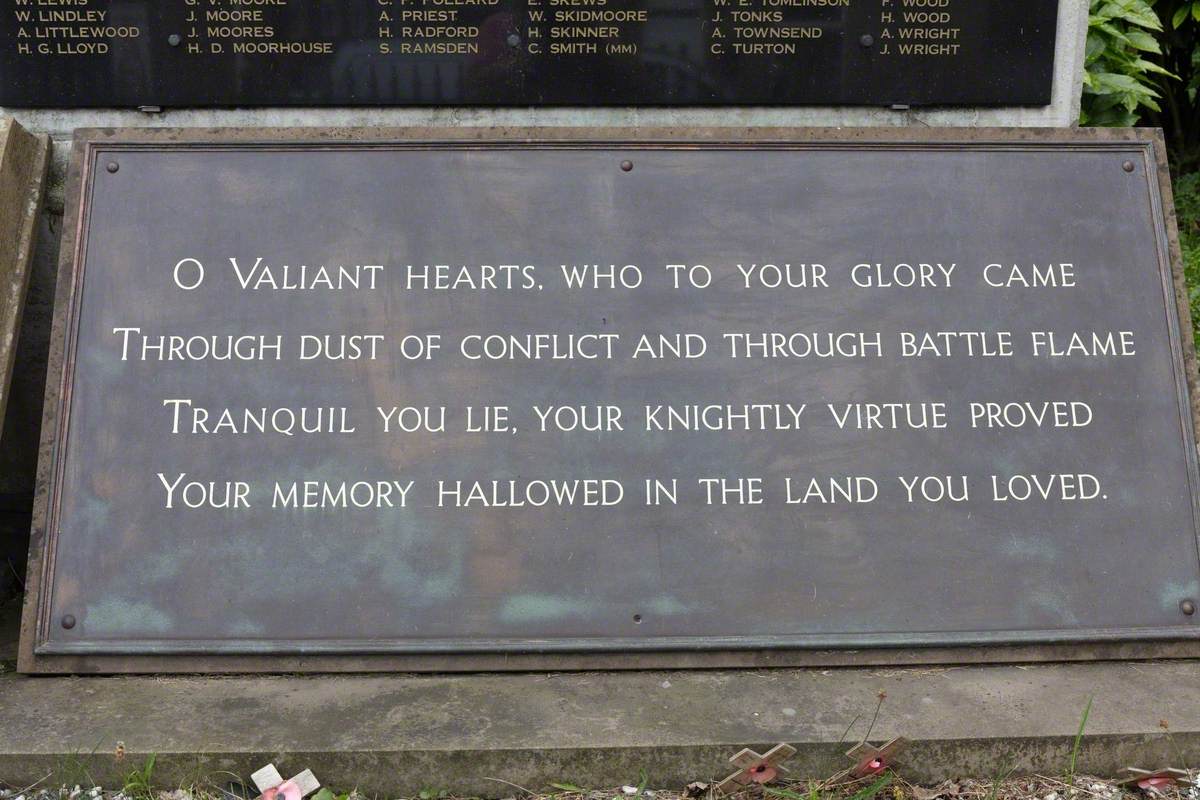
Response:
[1068,696,1094,785]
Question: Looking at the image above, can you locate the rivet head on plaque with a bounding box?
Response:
[1122,160,1135,172]
[168,34,182,46]
[860,34,875,47]
[1182,599,1196,616]
[620,160,633,172]
[506,33,520,47]
[61,614,76,629]
[106,162,119,173]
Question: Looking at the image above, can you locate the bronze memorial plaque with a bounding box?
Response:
[20,128,1200,674]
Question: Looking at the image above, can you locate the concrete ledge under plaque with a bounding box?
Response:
[0,662,1197,795]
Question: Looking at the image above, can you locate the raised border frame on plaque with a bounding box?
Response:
[20,127,1200,674]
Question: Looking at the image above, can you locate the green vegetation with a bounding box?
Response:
[982,764,1017,800]
[1081,0,1171,126]
[1067,697,1093,786]
[122,755,156,800]
[1081,0,1200,347]
[4,771,1192,800]
[1174,172,1200,349]
[1140,0,1200,169]
[1083,0,1200,167]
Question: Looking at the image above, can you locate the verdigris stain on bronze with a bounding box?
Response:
[18,127,1200,674]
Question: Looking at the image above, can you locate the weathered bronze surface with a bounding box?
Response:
[0,0,1057,107]
[19,127,1200,674]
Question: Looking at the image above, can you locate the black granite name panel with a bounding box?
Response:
[0,0,1058,107]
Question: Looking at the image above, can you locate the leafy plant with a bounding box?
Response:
[849,773,894,800]
[1067,696,1094,785]
[765,787,820,800]
[549,784,588,794]
[123,754,157,800]
[1130,0,1200,168]
[1082,0,1175,125]
[55,750,99,793]
[1170,0,1200,28]
[1081,3,1200,347]
[629,770,649,799]
[983,763,1018,800]
[1173,172,1200,349]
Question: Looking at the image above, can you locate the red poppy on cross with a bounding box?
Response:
[250,764,321,800]
[715,744,797,795]
[826,737,909,786]
[1117,768,1194,795]
[844,737,908,780]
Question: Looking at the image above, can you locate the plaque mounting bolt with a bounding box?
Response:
[1183,599,1196,616]
[1122,160,1136,172]
[506,33,520,47]
[61,614,76,629]
[106,162,119,173]
[859,34,874,47]
[168,33,182,47]
[620,160,633,172]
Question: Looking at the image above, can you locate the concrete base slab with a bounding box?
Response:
[0,661,1196,796]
